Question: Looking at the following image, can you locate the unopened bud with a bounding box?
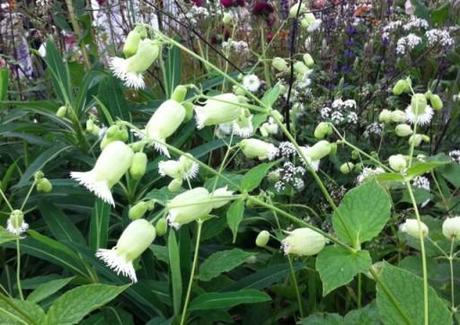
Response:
[256,230,270,247]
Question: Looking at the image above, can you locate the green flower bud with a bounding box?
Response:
[155,218,168,237]
[411,93,428,115]
[303,53,314,68]
[351,150,359,160]
[210,186,234,209]
[222,12,233,25]
[392,79,410,96]
[7,209,28,235]
[123,30,142,57]
[272,57,288,72]
[171,85,187,103]
[429,94,443,110]
[101,123,129,149]
[314,122,332,139]
[388,154,407,172]
[442,217,460,240]
[354,162,364,171]
[378,109,392,123]
[408,134,429,147]
[399,219,428,239]
[166,187,213,228]
[239,138,278,161]
[96,219,156,282]
[300,13,320,31]
[395,124,413,137]
[281,228,327,256]
[129,201,149,220]
[56,105,68,118]
[390,110,407,123]
[130,152,147,180]
[182,102,194,122]
[293,61,310,76]
[36,178,52,193]
[145,99,186,156]
[71,141,134,205]
[194,93,242,129]
[86,119,101,136]
[34,170,44,181]
[256,230,270,247]
[340,162,354,174]
[168,178,183,192]
[289,2,307,18]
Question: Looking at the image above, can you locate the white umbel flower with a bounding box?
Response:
[6,210,28,236]
[145,99,186,156]
[96,219,156,283]
[242,74,261,92]
[71,141,134,206]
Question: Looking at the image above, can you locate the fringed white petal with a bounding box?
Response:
[194,107,206,129]
[7,219,28,236]
[232,121,254,138]
[96,248,137,283]
[183,162,199,180]
[70,171,115,206]
[405,105,433,126]
[123,72,145,89]
[166,212,181,230]
[109,56,145,89]
[152,138,170,157]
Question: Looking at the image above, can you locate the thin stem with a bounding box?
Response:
[406,182,429,325]
[287,254,304,318]
[431,171,450,214]
[65,0,90,69]
[449,238,455,312]
[20,180,36,211]
[180,220,203,325]
[16,239,24,300]
[0,188,14,212]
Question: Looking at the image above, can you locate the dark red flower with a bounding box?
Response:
[220,0,245,7]
[252,1,274,16]
[192,0,205,6]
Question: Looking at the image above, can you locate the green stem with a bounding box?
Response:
[20,180,36,211]
[64,0,90,69]
[406,182,429,325]
[16,239,23,300]
[287,255,304,318]
[449,238,455,313]
[0,188,14,212]
[180,220,203,325]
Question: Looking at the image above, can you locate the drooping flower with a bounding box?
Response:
[405,93,433,126]
[356,167,385,183]
[145,100,186,156]
[158,154,199,180]
[6,210,28,236]
[388,154,407,172]
[260,117,279,137]
[122,25,147,57]
[194,93,242,129]
[96,219,156,282]
[399,219,429,238]
[395,124,413,137]
[239,138,278,160]
[442,217,460,240]
[71,141,134,205]
[166,187,214,229]
[110,39,161,89]
[232,109,254,138]
[210,186,234,209]
[281,228,327,256]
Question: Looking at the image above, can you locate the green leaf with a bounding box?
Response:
[261,84,282,107]
[0,226,19,245]
[89,199,111,250]
[164,45,182,98]
[240,162,275,192]
[431,3,449,25]
[17,145,72,187]
[0,68,8,102]
[344,303,380,324]
[199,249,254,281]
[45,284,128,325]
[376,262,451,325]
[0,296,45,325]
[189,289,271,311]
[97,75,130,122]
[298,313,343,325]
[316,247,372,296]
[39,202,85,245]
[226,199,245,243]
[27,276,75,304]
[332,180,391,247]
[168,231,182,316]
[44,39,71,103]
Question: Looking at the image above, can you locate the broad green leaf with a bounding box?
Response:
[89,199,111,250]
[97,75,130,122]
[0,296,45,325]
[240,162,275,192]
[261,84,282,107]
[199,249,254,281]
[45,284,128,325]
[226,199,245,243]
[376,262,451,325]
[440,163,460,187]
[168,231,182,316]
[44,39,71,103]
[189,289,271,311]
[39,202,85,244]
[332,180,391,246]
[0,67,8,102]
[316,247,372,296]
[164,45,182,98]
[27,277,75,304]
[298,313,342,325]
[344,303,380,324]
[0,226,19,245]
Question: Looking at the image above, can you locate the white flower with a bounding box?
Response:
[96,219,156,283]
[356,167,385,183]
[159,154,199,180]
[71,141,134,205]
[239,139,278,161]
[449,150,460,164]
[399,219,429,238]
[6,210,28,236]
[442,217,460,240]
[210,186,234,209]
[232,110,254,138]
[405,104,433,126]
[281,228,327,256]
[242,74,261,92]
[194,93,242,129]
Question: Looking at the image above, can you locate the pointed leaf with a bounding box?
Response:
[199,249,254,281]
[189,289,271,311]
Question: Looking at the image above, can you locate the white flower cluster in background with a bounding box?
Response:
[425,29,454,48]
[402,16,429,31]
[320,99,358,126]
[178,6,210,25]
[449,150,460,164]
[396,33,422,55]
[222,38,249,54]
[273,161,306,192]
[363,122,384,138]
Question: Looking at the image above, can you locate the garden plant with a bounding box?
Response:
[0,0,460,324]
